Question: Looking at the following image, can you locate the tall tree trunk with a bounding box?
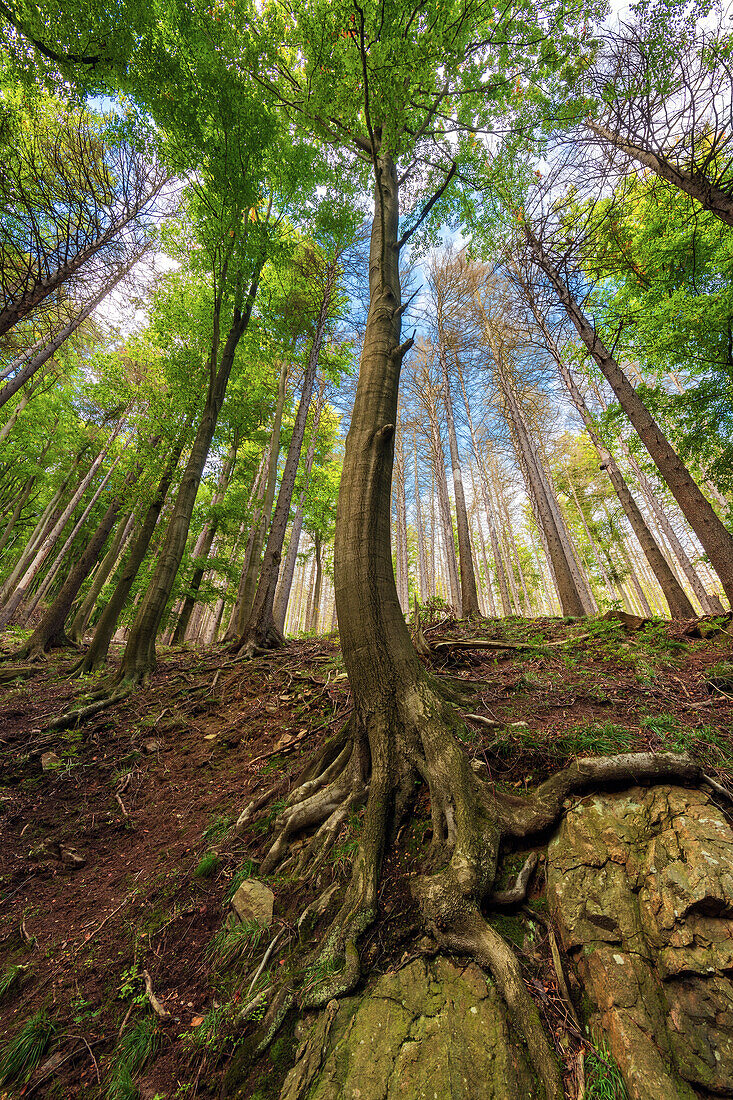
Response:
[438,343,480,616]
[117,255,265,683]
[22,456,122,623]
[393,426,409,612]
[412,433,429,603]
[426,409,460,610]
[522,293,696,617]
[0,254,143,410]
[273,379,326,635]
[527,227,733,605]
[306,532,323,633]
[0,427,120,626]
[67,511,135,644]
[77,429,188,674]
[240,260,336,651]
[224,358,288,641]
[172,437,238,645]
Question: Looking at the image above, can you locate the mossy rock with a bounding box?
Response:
[277,956,542,1100]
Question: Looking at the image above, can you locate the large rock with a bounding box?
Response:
[547,785,733,1099]
[230,879,274,927]
[279,957,536,1100]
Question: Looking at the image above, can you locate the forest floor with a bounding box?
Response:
[1,611,732,1099]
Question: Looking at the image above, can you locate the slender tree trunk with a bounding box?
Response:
[22,456,122,623]
[412,433,428,603]
[393,426,409,612]
[438,344,480,616]
[0,255,143,410]
[0,428,120,626]
[426,408,460,610]
[172,437,238,644]
[225,358,288,641]
[117,255,265,682]
[306,532,323,633]
[77,430,188,673]
[527,227,733,604]
[241,261,336,651]
[273,379,326,634]
[67,511,135,643]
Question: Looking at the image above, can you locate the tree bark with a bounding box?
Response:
[171,436,238,645]
[66,510,135,644]
[273,378,326,635]
[528,226,733,605]
[117,253,265,682]
[240,260,336,651]
[438,345,480,616]
[76,429,187,673]
[523,294,696,618]
[224,358,288,641]
[587,119,733,227]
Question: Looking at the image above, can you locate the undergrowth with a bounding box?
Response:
[0,1009,55,1087]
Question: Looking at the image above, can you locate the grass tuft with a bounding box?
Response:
[0,1009,55,1086]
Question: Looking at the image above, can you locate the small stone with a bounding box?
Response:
[143,739,162,754]
[230,879,274,927]
[59,844,85,868]
[41,752,61,771]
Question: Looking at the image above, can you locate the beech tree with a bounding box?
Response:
[222,2,611,1089]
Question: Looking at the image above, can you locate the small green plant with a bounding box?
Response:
[0,962,30,1002]
[194,851,220,879]
[555,721,634,758]
[706,661,733,693]
[0,1009,56,1086]
[118,964,147,1006]
[585,1041,629,1099]
[207,919,266,970]
[106,1017,160,1100]
[203,814,233,843]
[223,860,257,903]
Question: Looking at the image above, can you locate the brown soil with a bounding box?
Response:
[0,613,731,1098]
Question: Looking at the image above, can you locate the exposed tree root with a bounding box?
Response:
[42,675,140,731]
[231,676,726,1099]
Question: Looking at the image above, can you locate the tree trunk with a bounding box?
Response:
[77,430,187,674]
[438,345,480,617]
[67,510,135,643]
[527,226,733,606]
[587,120,733,228]
[224,358,288,641]
[0,477,36,561]
[393,426,409,612]
[426,407,460,610]
[22,455,122,623]
[273,379,327,635]
[412,433,429,604]
[172,437,238,645]
[240,261,336,651]
[306,532,323,633]
[0,427,120,627]
[0,254,143,410]
[117,255,265,683]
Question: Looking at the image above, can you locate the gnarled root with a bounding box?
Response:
[42,675,138,731]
